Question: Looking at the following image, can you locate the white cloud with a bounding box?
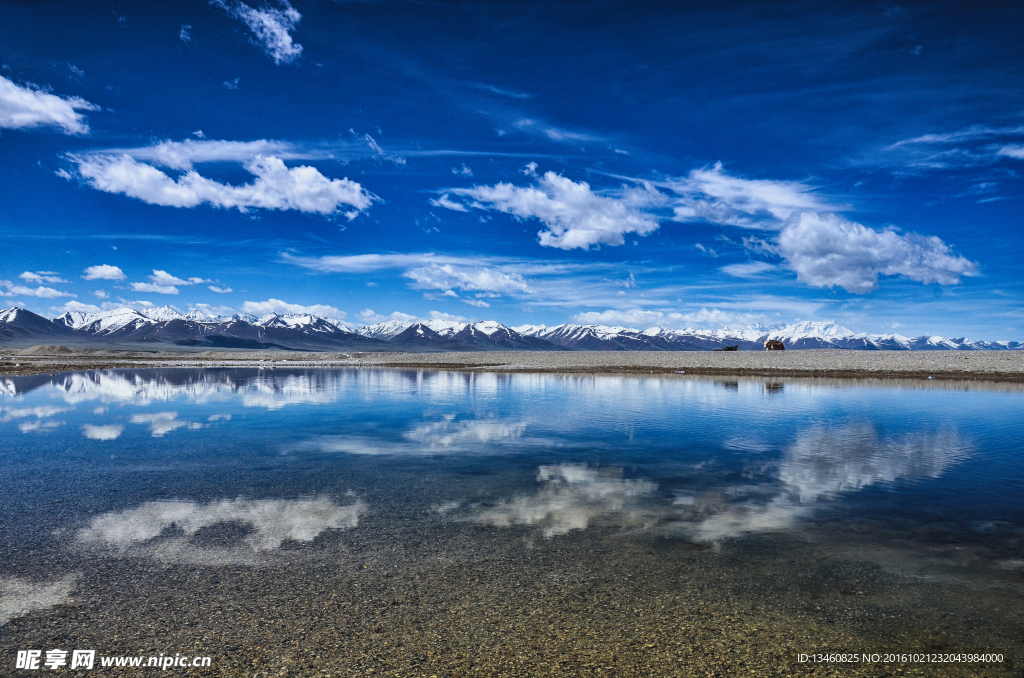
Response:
[19,271,67,284]
[82,264,125,281]
[452,163,473,177]
[428,310,469,322]
[54,300,101,314]
[997,145,1024,160]
[70,153,373,217]
[82,424,124,441]
[428,194,469,212]
[131,282,179,295]
[179,24,192,42]
[720,261,777,278]
[149,270,190,286]
[404,263,531,295]
[0,74,98,134]
[208,285,233,293]
[106,138,303,171]
[1,282,75,298]
[463,298,490,308]
[776,212,979,293]
[443,171,662,249]
[357,309,415,324]
[282,252,456,273]
[211,0,303,65]
[241,298,345,319]
[663,162,835,228]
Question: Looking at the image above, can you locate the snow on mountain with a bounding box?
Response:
[4,306,1022,351]
[356,319,415,340]
[139,306,184,322]
[512,324,548,337]
[184,310,221,323]
[0,308,23,323]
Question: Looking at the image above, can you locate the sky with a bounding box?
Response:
[0,0,1021,339]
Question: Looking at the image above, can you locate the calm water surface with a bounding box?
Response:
[1,368,1022,676]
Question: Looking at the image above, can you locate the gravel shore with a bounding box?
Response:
[2,347,1024,381]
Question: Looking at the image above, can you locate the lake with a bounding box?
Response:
[1,368,1021,676]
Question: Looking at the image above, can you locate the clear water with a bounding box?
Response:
[2,368,1022,675]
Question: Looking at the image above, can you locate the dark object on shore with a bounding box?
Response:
[713,345,739,352]
[764,340,785,351]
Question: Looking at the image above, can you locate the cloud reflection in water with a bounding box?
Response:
[0,575,77,626]
[672,424,973,543]
[453,464,657,538]
[77,496,367,564]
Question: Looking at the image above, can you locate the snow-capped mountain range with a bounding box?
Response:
[1,306,1021,351]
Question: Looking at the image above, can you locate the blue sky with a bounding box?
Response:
[0,0,1021,338]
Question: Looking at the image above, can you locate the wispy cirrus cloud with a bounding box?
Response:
[0,74,98,135]
[283,252,537,298]
[211,0,303,65]
[660,162,839,229]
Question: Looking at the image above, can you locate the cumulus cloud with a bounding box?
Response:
[19,271,67,284]
[82,264,125,281]
[211,0,303,65]
[69,153,373,217]
[53,300,101,314]
[208,285,233,293]
[130,282,179,295]
[1,282,75,298]
[0,74,98,135]
[442,171,662,249]
[777,212,979,293]
[241,298,345,319]
[82,424,124,440]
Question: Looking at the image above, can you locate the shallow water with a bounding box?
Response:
[1,368,1022,676]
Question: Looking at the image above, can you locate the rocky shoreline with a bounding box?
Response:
[1,346,1023,382]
